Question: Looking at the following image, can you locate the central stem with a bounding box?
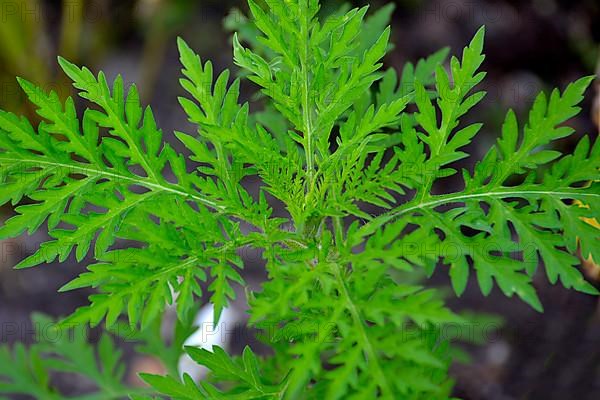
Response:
[332,262,393,398]
[299,2,315,186]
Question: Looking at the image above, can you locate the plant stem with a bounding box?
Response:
[332,263,393,398]
[299,2,315,187]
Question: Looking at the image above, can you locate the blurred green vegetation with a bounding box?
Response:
[0,0,203,114]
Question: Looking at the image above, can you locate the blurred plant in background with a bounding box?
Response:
[0,0,203,112]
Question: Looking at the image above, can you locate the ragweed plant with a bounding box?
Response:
[0,0,598,399]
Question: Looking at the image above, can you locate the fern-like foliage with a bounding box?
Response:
[0,314,143,399]
[0,0,598,398]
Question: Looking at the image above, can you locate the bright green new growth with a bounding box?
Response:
[0,0,598,399]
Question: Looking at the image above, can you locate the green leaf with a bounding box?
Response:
[0,2,598,399]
